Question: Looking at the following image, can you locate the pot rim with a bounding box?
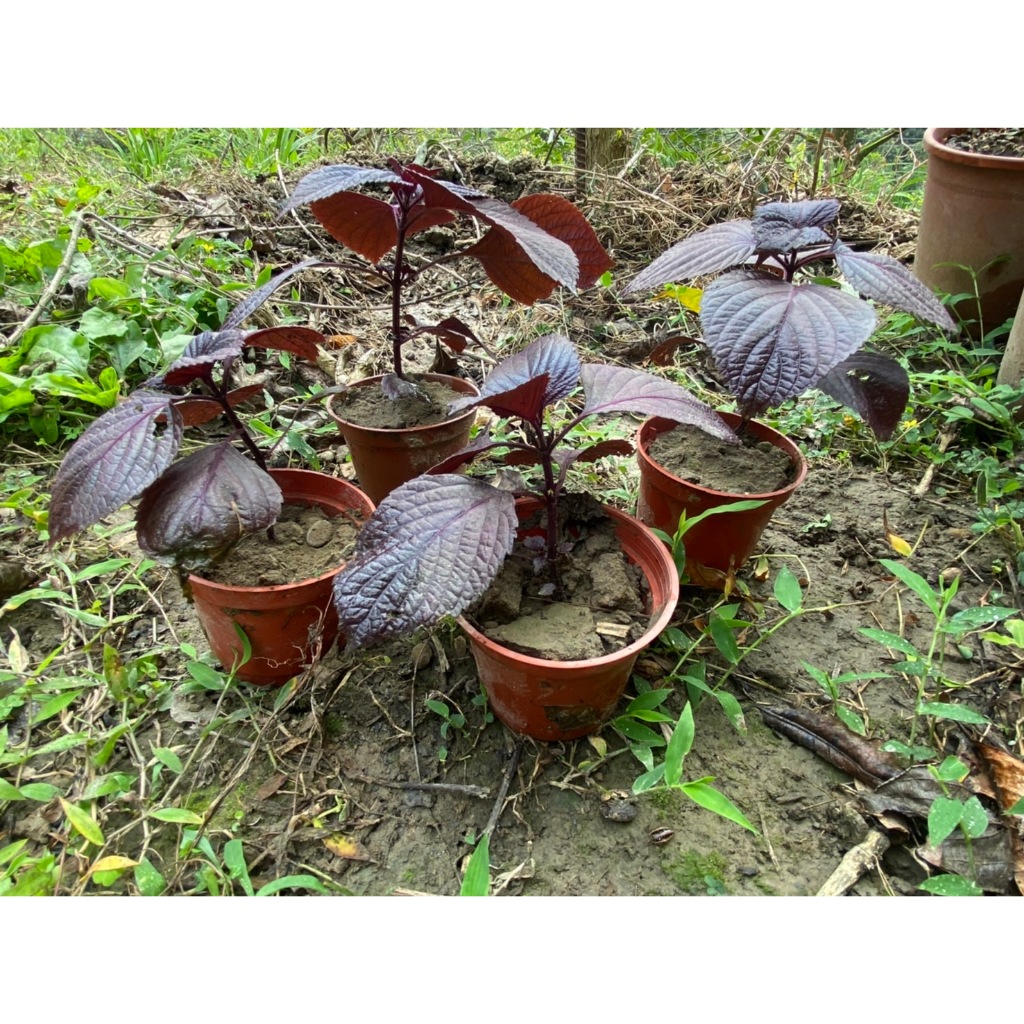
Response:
[187,468,373,597]
[457,501,679,670]
[924,128,1024,171]
[637,412,808,501]
[326,372,481,436]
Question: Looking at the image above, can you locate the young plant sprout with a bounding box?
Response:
[282,161,612,386]
[624,198,958,438]
[47,266,329,572]
[331,332,735,647]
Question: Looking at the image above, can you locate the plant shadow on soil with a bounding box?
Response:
[15,458,1007,897]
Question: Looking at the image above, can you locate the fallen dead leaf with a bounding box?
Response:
[323,835,372,861]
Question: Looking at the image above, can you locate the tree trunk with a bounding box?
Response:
[574,129,632,193]
[996,286,1024,386]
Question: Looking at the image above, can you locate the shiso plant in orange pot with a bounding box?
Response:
[282,162,612,505]
[47,271,373,684]
[624,197,956,582]
[328,332,736,741]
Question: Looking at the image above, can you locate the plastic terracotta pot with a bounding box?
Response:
[188,469,374,686]
[636,413,807,578]
[327,373,480,506]
[915,128,1024,334]
[458,500,680,742]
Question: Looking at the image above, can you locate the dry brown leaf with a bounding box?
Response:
[256,773,287,801]
[977,743,1024,811]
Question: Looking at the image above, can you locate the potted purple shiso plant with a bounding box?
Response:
[329,332,737,741]
[47,267,374,684]
[622,197,957,579]
[281,161,612,504]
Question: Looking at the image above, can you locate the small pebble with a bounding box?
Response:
[411,641,433,670]
[305,520,334,548]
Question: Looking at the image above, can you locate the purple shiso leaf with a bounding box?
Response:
[222,258,325,330]
[279,165,403,214]
[134,443,282,570]
[579,364,738,443]
[157,330,246,387]
[449,334,581,419]
[751,199,839,252]
[333,475,517,648]
[700,270,877,416]
[48,391,183,544]
[816,352,910,440]
[833,242,957,332]
[410,173,580,292]
[622,221,758,294]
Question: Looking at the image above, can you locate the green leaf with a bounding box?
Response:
[149,807,204,825]
[186,661,227,691]
[151,747,183,774]
[78,308,129,341]
[622,689,674,714]
[960,796,989,840]
[630,743,654,772]
[934,757,969,783]
[681,780,758,834]
[459,834,491,896]
[680,498,767,534]
[0,777,23,800]
[19,782,62,802]
[134,857,167,896]
[773,566,803,613]
[714,690,747,734]
[1005,797,1024,816]
[223,839,255,897]
[60,798,105,846]
[664,704,695,787]
[859,627,919,656]
[880,558,940,616]
[255,874,331,897]
[709,614,740,664]
[614,718,666,747]
[917,702,990,726]
[943,605,1018,634]
[927,796,964,847]
[31,689,83,725]
[918,874,983,896]
[632,763,666,795]
[425,699,450,719]
[835,706,866,736]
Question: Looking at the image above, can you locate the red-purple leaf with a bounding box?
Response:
[49,392,183,544]
[464,193,612,301]
[579,364,738,443]
[510,194,613,290]
[160,330,246,387]
[622,221,757,295]
[135,444,282,570]
[409,171,579,295]
[410,316,481,354]
[752,199,838,252]
[449,334,581,420]
[309,191,401,264]
[833,242,957,332]
[548,438,636,478]
[817,352,910,440]
[243,326,323,362]
[223,258,324,331]
[701,270,877,416]
[332,475,517,648]
[281,165,402,213]
[171,385,264,427]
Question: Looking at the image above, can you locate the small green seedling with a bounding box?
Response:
[459,833,491,896]
[633,704,758,834]
[425,697,467,763]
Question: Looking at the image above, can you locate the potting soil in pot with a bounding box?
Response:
[335,377,467,429]
[201,504,363,587]
[467,494,651,661]
[648,423,793,493]
[944,128,1024,158]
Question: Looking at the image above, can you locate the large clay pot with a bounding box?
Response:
[327,373,480,506]
[458,500,680,742]
[188,469,374,686]
[636,413,807,578]
[915,128,1024,335]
